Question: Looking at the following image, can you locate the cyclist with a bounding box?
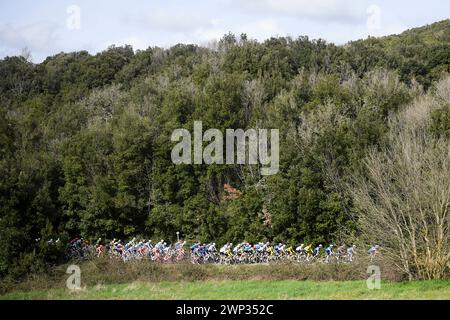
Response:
[313,244,323,258]
[301,244,312,261]
[225,243,233,257]
[286,245,296,256]
[253,242,263,252]
[256,242,268,253]
[109,238,116,249]
[273,243,281,255]
[234,241,249,255]
[219,243,226,254]
[266,244,275,256]
[368,245,380,261]
[242,242,252,254]
[190,242,200,253]
[174,239,185,251]
[325,244,334,262]
[95,238,105,257]
[347,244,356,262]
[336,244,346,257]
[279,243,287,255]
[207,242,217,253]
[114,240,124,257]
[199,243,208,259]
[233,242,242,254]
[304,244,312,254]
[155,240,166,252]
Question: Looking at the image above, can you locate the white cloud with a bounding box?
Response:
[161,18,285,47]
[127,8,218,33]
[231,0,367,23]
[0,22,60,52]
[99,36,149,52]
[192,28,228,43]
[240,19,286,40]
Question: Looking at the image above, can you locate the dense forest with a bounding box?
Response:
[0,20,449,279]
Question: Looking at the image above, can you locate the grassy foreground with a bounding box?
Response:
[1,280,449,300]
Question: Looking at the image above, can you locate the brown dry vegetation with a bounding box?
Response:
[0,257,404,295]
[350,84,450,280]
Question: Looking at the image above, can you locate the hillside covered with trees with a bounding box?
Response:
[0,20,449,280]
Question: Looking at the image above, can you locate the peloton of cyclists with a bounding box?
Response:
[65,236,384,264]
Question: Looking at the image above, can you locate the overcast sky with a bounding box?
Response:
[0,0,448,62]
